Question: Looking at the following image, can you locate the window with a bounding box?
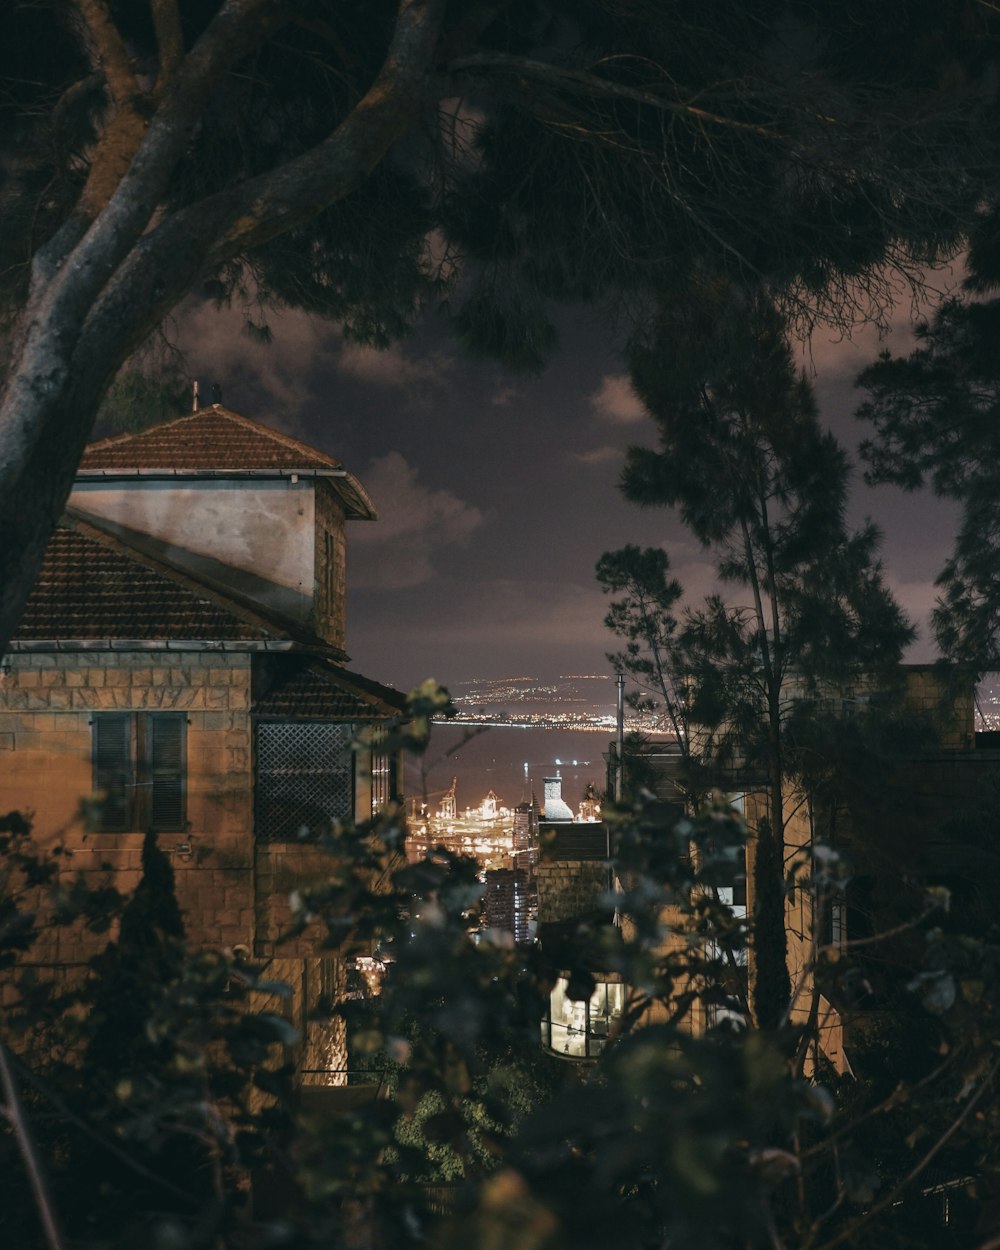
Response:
[367,726,398,816]
[255,721,353,842]
[92,713,186,832]
[323,531,336,612]
[541,977,625,1060]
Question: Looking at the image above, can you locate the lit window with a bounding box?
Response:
[540,976,625,1059]
[367,726,397,816]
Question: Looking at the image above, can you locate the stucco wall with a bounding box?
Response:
[70,479,320,625]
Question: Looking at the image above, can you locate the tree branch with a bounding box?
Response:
[812,1055,999,1250]
[151,0,185,92]
[445,52,784,141]
[78,0,450,359]
[0,1041,67,1250]
[8,0,293,460]
[71,0,139,108]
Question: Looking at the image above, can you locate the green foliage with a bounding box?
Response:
[596,545,688,750]
[93,363,190,436]
[4,688,1000,1247]
[606,293,913,1027]
[2,0,998,362]
[857,294,1000,674]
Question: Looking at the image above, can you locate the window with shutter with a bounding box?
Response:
[147,714,186,831]
[92,713,132,832]
[92,713,187,832]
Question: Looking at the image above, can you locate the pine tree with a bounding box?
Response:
[616,293,914,1028]
[857,291,1000,675]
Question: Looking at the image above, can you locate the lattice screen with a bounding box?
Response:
[255,722,353,842]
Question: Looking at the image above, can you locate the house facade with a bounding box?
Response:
[0,404,406,1083]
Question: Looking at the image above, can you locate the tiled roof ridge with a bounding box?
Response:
[81,404,342,470]
[314,658,408,712]
[61,511,339,650]
[254,656,407,718]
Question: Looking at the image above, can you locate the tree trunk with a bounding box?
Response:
[0,0,449,655]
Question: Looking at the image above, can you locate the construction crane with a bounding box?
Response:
[439,776,457,821]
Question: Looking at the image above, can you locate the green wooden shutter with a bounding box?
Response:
[148,714,186,831]
[92,713,132,831]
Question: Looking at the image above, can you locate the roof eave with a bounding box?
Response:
[5,639,298,652]
[75,467,377,519]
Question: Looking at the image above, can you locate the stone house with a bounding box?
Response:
[0,404,407,1083]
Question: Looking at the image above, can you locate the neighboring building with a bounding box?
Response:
[483,868,531,945]
[512,794,539,855]
[535,775,626,1059]
[0,404,407,1085]
[539,668,996,1066]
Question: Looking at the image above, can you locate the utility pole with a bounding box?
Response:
[615,672,625,802]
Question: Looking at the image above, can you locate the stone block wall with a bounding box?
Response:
[536,859,611,923]
[0,650,255,960]
[903,666,974,750]
[0,648,387,1085]
[254,845,342,957]
[314,482,347,650]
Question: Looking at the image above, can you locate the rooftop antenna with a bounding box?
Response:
[192,380,199,412]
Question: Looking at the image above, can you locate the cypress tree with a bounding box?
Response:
[86,830,185,1074]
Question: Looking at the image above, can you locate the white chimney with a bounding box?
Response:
[543,775,574,821]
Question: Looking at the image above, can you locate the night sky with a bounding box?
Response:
[171,283,961,698]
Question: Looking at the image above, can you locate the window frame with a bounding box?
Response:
[91,712,187,833]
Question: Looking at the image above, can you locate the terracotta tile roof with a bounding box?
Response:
[14,526,276,642]
[254,659,406,719]
[80,405,343,473]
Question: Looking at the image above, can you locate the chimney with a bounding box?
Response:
[542,775,574,822]
[192,379,199,411]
